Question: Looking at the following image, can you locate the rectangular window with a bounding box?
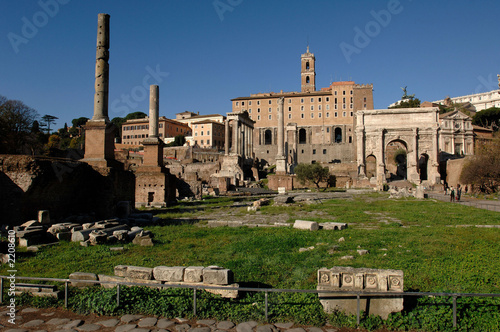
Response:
[350,90,353,95]
[269,100,272,104]
[288,99,292,103]
[301,113,304,119]
[269,108,272,112]
[310,98,314,102]
[313,149,316,154]
[311,105,314,111]
[326,112,330,118]
[350,112,353,116]
[301,98,304,103]
[288,107,292,112]
[335,98,337,104]
[326,105,330,110]
[249,109,252,113]
[318,113,322,118]
[269,115,272,120]
[343,104,346,109]
[334,91,337,96]
[318,105,322,111]
[195,132,198,136]
[350,104,353,109]
[364,97,367,102]
[343,112,346,117]
[326,97,330,101]
[288,113,292,119]
[236,102,239,106]
[249,101,252,105]
[335,105,338,110]
[242,101,245,106]
[201,140,203,144]
[323,149,327,154]
[318,97,322,102]
[343,97,346,103]
[257,115,261,120]
[343,90,346,95]
[335,112,338,117]
[301,106,304,111]
[258,108,261,113]
[311,113,314,118]
[326,127,330,132]
[207,140,210,145]
[257,100,260,105]
[207,130,210,135]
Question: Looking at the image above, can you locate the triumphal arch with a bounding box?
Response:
[355,107,441,188]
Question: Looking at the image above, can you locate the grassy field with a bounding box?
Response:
[7,192,500,293]
[4,192,500,330]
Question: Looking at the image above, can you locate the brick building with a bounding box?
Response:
[121,116,192,146]
[231,47,374,165]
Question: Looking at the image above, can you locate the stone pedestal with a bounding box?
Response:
[268,174,294,191]
[83,120,117,168]
[275,156,287,175]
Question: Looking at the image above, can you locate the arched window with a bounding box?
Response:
[306,61,310,70]
[299,128,307,144]
[264,129,272,145]
[306,76,310,84]
[335,128,342,143]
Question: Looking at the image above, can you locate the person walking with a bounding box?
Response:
[450,186,455,202]
[457,185,462,201]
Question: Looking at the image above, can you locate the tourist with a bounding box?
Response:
[450,186,455,202]
[457,184,462,201]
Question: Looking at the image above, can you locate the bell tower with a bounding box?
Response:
[301,46,316,92]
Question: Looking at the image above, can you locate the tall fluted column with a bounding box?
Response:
[93,13,110,121]
[225,119,229,155]
[232,119,238,155]
[149,85,159,138]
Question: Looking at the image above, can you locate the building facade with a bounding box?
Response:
[433,89,500,112]
[231,48,374,166]
[122,116,192,146]
[191,120,226,150]
[438,110,474,156]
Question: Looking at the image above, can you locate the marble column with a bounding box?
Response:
[276,97,286,174]
[93,13,110,121]
[149,85,159,138]
[232,118,238,155]
[225,119,229,155]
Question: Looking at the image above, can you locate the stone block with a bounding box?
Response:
[203,267,233,285]
[132,235,153,246]
[38,210,50,224]
[184,266,204,283]
[21,220,41,229]
[56,232,72,241]
[319,222,347,230]
[126,266,153,280]
[114,265,129,277]
[293,220,319,231]
[153,266,185,282]
[125,278,163,289]
[278,187,286,194]
[69,272,98,287]
[98,274,125,289]
[317,266,403,319]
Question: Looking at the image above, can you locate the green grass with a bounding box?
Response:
[3,193,500,329]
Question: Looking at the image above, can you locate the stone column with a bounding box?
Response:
[149,85,159,138]
[93,13,110,121]
[376,129,385,187]
[356,130,366,177]
[232,118,238,155]
[277,97,285,157]
[276,97,286,175]
[225,119,229,155]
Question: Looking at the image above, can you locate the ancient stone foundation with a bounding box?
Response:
[317,266,404,319]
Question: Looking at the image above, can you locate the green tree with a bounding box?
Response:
[46,134,61,149]
[460,137,500,193]
[295,163,331,190]
[389,97,421,109]
[69,117,89,137]
[166,135,186,147]
[0,95,39,154]
[472,107,500,131]
[40,114,58,134]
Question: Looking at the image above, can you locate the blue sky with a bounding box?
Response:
[1,0,499,130]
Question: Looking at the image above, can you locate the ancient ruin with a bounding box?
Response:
[317,266,404,319]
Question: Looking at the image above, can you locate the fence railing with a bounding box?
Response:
[2,275,500,328]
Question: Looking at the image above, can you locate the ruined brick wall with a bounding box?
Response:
[0,155,134,225]
[445,156,471,187]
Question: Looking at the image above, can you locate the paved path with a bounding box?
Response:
[0,306,345,332]
[427,191,500,212]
